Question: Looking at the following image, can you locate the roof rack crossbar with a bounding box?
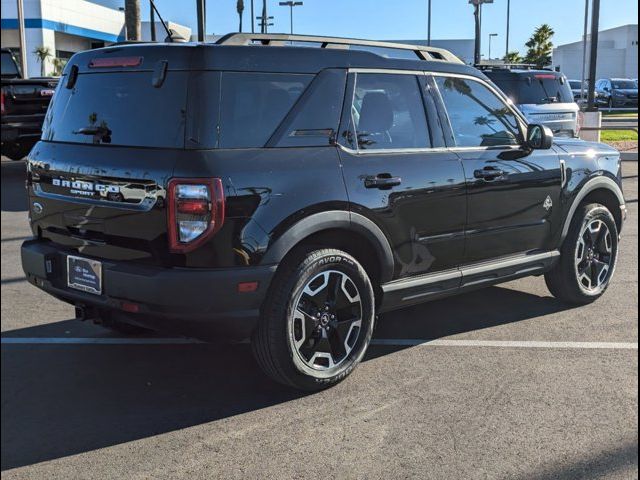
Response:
[214,33,463,64]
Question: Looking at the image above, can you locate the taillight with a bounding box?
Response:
[1,90,5,115]
[167,178,225,253]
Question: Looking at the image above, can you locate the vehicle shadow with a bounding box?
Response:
[1,160,28,212]
[1,285,574,471]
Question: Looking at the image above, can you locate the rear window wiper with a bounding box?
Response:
[73,125,112,143]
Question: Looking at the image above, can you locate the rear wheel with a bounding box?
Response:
[545,203,618,304]
[252,248,375,391]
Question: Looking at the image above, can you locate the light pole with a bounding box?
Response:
[488,33,498,60]
[469,0,494,65]
[279,1,303,35]
[505,0,510,57]
[427,0,432,46]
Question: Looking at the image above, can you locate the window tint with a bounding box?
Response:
[1,51,20,77]
[219,72,312,148]
[611,80,636,89]
[42,72,188,148]
[352,73,430,150]
[435,76,520,148]
[486,73,573,104]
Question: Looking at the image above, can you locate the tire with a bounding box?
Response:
[545,203,619,305]
[252,248,376,391]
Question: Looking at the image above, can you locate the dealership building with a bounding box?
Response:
[0,0,190,77]
[552,24,638,80]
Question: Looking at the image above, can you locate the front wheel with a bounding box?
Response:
[545,203,619,304]
[252,248,375,391]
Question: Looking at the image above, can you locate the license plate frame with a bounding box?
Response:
[67,255,102,295]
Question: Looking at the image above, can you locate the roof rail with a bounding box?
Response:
[214,33,463,64]
[476,63,553,71]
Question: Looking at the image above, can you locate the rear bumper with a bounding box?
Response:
[21,239,276,339]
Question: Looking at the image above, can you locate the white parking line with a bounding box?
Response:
[0,337,637,349]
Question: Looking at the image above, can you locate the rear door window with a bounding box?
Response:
[218,72,312,148]
[42,72,188,148]
[351,73,431,150]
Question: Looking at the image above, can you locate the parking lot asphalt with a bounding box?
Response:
[1,157,638,479]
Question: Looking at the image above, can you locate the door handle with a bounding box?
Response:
[364,174,402,189]
[474,167,505,181]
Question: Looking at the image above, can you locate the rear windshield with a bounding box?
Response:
[569,80,583,89]
[1,51,20,77]
[42,72,188,148]
[488,73,574,105]
[611,80,637,89]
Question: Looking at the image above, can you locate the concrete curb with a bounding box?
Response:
[621,152,638,161]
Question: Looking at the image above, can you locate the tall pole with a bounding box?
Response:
[489,33,497,60]
[580,0,590,103]
[289,4,293,34]
[587,0,600,111]
[251,0,255,33]
[427,0,432,46]
[196,0,206,41]
[16,0,28,77]
[150,0,156,41]
[505,0,510,57]
[261,0,267,33]
[473,3,481,65]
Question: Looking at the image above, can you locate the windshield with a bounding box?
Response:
[1,51,21,78]
[488,73,574,105]
[611,80,637,89]
[569,81,583,90]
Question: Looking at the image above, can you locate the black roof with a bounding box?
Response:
[65,42,483,79]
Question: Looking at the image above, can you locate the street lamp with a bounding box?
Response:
[469,0,494,65]
[488,33,498,60]
[279,1,303,35]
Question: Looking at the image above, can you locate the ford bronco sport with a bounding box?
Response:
[21,34,626,391]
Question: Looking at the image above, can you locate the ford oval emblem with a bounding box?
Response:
[33,202,43,214]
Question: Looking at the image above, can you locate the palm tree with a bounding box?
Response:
[524,24,555,68]
[237,0,245,32]
[52,57,67,76]
[33,46,52,77]
[503,51,522,64]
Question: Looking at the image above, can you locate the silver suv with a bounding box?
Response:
[482,67,578,137]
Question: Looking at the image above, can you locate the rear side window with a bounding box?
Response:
[1,51,20,77]
[42,72,188,148]
[219,72,312,148]
[435,76,520,148]
[351,73,431,150]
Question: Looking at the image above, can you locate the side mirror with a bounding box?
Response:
[526,124,554,150]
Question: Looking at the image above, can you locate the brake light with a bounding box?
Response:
[167,178,225,253]
[534,74,557,80]
[89,56,143,68]
[1,90,5,115]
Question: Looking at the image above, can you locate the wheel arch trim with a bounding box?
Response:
[261,210,395,283]
[561,176,625,242]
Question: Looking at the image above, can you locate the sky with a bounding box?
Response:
[142,0,638,59]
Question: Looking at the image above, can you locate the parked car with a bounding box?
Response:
[481,67,578,137]
[21,34,626,390]
[1,48,58,160]
[568,79,587,103]
[595,78,639,109]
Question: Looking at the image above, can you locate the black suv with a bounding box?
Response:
[21,34,626,390]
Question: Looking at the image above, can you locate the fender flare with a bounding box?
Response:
[261,210,395,283]
[560,176,626,242]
